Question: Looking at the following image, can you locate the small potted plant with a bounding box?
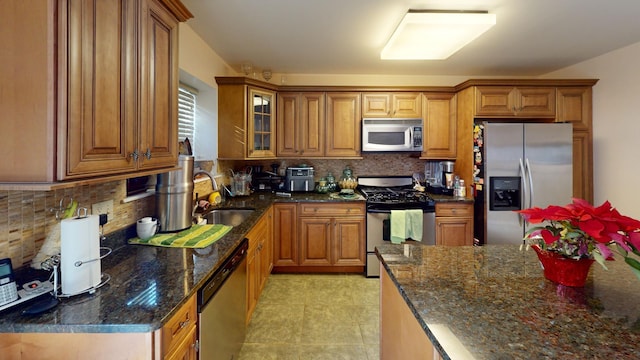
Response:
[517,198,640,286]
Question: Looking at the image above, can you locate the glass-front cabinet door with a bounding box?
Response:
[248,87,276,158]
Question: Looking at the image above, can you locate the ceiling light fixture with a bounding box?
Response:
[381,10,496,60]
[241,62,253,75]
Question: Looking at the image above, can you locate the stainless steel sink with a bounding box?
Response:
[204,209,255,226]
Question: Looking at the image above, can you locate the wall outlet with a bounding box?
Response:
[92,200,114,219]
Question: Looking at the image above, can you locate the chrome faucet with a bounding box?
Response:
[192,170,219,224]
[193,170,219,191]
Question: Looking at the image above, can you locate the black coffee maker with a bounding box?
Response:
[252,163,284,191]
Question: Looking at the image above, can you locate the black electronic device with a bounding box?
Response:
[0,258,56,312]
[0,258,18,307]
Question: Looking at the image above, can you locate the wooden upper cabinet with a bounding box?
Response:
[64,0,184,178]
[556,87,592,131]
[218,79,277,160]
[362,92,422,118]
[475,86,556,118]
[326,92,361,157]
[277,93,299,157]
[138,0,180,169]
[422,93,457,159]
[63,0,138,178]
[0,0,190,183]
[248,87,277,158]
[277,92,325,157]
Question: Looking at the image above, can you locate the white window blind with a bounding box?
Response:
[178,83,198,145]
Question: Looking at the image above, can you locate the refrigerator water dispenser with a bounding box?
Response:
[489,177,521,211]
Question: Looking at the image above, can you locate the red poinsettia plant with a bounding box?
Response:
[517,198,640,280]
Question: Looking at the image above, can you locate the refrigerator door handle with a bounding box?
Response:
[525,158,534,208]
[519,158,528,226]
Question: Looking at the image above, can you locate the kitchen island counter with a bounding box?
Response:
[377,243,640,359]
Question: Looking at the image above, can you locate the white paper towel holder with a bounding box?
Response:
[57,209,112,298]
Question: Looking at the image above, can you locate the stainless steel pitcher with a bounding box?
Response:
[156,155,194,232]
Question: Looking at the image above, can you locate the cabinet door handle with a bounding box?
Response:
[129,150,139,161]
[143,148,152,160]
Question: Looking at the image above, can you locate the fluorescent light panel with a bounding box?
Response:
[381,10,496,60]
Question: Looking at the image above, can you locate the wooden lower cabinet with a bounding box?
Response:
[299,203,365,268]
[273,203,298,266]
[274,202,365,272]
[246,207,273,324]
[300,217,333,266]
[160,294,198,359]
[0,295,198,360]
[380,268,440,360]
[332,217,367,266]
[165,325,197,360]
[435,202,473,246]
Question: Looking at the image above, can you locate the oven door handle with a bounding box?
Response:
[366,208,435,214]
[367,209,393,214]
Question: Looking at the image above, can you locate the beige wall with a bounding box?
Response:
[543,41,640,219]
[178,23,238,87]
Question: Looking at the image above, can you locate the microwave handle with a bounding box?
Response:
[408,127,413,146]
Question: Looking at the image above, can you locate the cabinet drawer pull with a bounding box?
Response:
[129,150,139,161]
[179,319,190,329]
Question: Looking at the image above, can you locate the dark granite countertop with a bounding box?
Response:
[0,191,363,334]
[429,193,473,203]
[376,243,640,359]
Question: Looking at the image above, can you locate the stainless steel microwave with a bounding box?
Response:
[361,118,423,152]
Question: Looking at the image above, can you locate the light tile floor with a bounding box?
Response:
[239,273,380,360]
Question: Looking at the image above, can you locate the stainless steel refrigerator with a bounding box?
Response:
[473,122,573,245]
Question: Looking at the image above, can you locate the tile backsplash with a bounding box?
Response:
[219,153,431,184]
[0,181,154,268]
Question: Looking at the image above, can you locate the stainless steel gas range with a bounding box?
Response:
[358,176,436,277]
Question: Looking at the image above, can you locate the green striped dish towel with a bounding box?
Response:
[128,224,233,248]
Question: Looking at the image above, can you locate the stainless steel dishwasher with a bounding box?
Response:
[198,239,248,360]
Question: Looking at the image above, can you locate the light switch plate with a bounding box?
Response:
[92,200,113,218]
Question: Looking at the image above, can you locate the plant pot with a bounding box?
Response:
[531,244,594,287]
